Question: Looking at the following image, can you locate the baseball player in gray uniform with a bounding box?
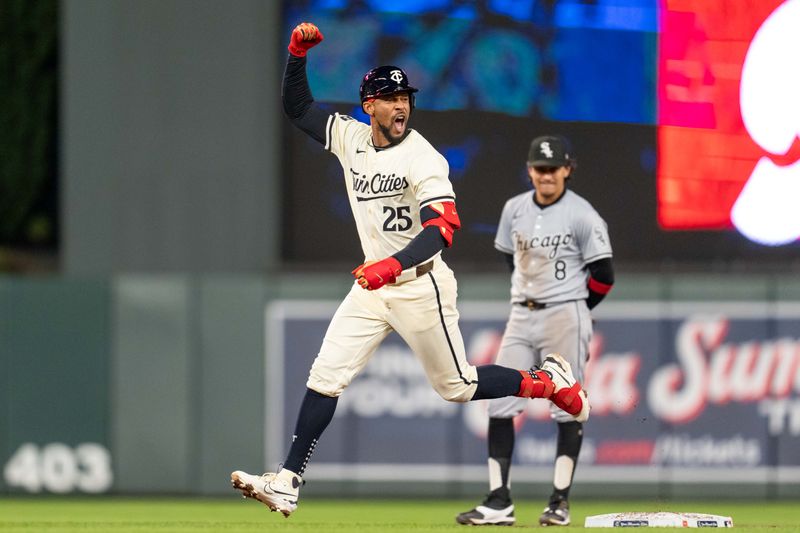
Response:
[230,24,590,518]
[457,135,614,527]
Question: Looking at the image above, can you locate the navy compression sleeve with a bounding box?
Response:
[391,226,446,270]
[282,55,330,144]
[586,257,614,309]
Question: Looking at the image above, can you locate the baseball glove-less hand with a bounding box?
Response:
[352,257,402,291]
[288,22,324,57]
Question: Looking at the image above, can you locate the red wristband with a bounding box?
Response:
[588,276,613,295]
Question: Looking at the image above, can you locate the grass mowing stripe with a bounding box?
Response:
[0,498,798,531]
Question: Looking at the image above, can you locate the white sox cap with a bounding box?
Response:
[527,135,574,167]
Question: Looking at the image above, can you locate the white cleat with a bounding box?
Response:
[456,504,516,526]
[231,469,301,517]
[540,353,590,423]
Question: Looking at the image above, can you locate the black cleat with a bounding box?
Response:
[539,498,570,526]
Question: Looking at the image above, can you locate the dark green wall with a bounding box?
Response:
[0,278,109,493]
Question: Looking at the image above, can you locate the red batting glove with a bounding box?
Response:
[288,22,324,57]
[351,257,402,291]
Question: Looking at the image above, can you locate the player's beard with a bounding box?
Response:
[378,116,411,146]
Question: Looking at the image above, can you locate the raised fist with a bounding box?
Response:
[288,22,324,57]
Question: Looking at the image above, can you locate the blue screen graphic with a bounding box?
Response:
[282,1,798,269]
[284,0,657,124]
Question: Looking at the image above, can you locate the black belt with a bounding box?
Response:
[516,299,549,310]
[415,261,433,277]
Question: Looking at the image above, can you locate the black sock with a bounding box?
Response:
[551,421,583,502]
[489,417,514,488]
[471,365,522,400]
[283,388,338,476]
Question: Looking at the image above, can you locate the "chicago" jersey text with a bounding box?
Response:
[512,230,572,259]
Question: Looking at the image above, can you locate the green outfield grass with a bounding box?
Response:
[0,497,797,532]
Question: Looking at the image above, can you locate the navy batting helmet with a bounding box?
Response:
[359,65,418,103]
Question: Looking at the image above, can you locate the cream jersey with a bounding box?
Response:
[494,189,612,304]
[325,112,454,262]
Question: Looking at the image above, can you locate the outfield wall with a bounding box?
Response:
[1,273,799,499]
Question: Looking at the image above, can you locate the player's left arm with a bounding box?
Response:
[586,257,614,309]
[354,152,458,290]
[494,198,516,273]
[392,200,461,267]
[352,201,461,290]
[574,205,614,309]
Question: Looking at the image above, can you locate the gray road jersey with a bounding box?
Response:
[494,189,612,303]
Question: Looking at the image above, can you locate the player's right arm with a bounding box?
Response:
[501,252,514,272]
[282,22,329,144]
[494,200,517,273]
[493,196,517,256]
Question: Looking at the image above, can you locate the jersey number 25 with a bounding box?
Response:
[383,206,412,232]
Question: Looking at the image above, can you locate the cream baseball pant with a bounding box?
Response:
[487,300,592,423]
[307,259,479,402]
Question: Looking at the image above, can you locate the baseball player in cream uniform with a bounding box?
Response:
[457,135,614,527]
[231,25,590,518]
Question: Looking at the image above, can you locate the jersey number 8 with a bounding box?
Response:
[554,260,566,280]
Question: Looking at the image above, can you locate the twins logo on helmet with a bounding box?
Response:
[359,65,419,106]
